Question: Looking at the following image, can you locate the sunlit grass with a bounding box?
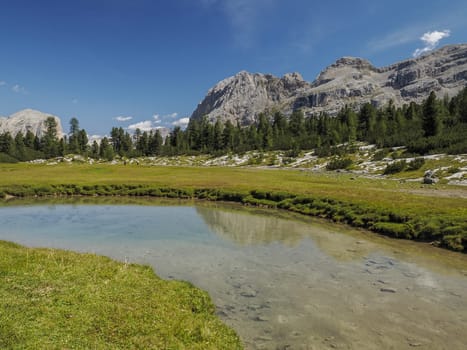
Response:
[0,240,242,349]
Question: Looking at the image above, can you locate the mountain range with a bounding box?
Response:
[1,44,466,139]
[191,44,467,125]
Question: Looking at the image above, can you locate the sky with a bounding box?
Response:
[0,0,466,137]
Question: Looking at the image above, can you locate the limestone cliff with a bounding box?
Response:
[0,109,64,139]
[191,44,467,123]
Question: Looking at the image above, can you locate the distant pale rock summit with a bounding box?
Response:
[191,44,467,124]
[0,109,64,139]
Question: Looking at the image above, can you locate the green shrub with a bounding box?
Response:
[447,166,460,174]
[373,222,413,239]
[383,160,406,174]
[372,149,389,161]
[441,235,465,252]
[407,158,425,171]
[0,153,19,163]
[326,157,353,171]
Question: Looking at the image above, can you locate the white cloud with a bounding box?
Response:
[115,116,133,122]
[12,84,27,94]
[413,30,450,57]
[125,112,182,132]
[127,120,153,132]
[153,114,162,124]
[153,112,179,124]
[88,135,104,145]
[172,117,190,127]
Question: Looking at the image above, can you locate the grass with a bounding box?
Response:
[0,240,242,349]
[0,163,466,251]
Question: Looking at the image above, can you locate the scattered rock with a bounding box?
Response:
[409,341,423,347]
[380,288,397,293]
[423,176,439,185]
[239,286,258,298]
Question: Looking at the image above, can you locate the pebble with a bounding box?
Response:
[409,342,422,347]
[253,315,269,322]
[240,288,257,297]
[380,287,397,293]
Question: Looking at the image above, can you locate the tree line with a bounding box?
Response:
[1,88,466,162]
[135,87,467,157]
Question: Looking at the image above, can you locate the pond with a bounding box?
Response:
[1,198,466,349]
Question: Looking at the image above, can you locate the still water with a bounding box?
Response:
[1,198,466,350]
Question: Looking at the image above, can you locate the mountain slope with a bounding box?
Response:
[191,44,467,124]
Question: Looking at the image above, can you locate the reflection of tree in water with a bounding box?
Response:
[195,206,307,246]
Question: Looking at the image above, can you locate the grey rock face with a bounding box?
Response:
[191,44,467,124]
[0,109,64,139]
[191,71,310,125]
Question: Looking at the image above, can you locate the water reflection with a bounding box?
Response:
[0,198,466,350]
[196,206,306,246]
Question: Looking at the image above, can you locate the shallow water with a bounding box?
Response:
[1,198,466,349]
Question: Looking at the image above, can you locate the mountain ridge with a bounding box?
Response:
[191,44,467,125]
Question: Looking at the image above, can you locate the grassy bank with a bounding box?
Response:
[0,240,242,349]
[0,163,466,252]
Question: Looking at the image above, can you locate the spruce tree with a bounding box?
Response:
[422,91,441,137]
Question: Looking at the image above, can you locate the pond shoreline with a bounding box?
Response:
[0,239,242,349]
[1,182,466,253]
[1,200,466,350]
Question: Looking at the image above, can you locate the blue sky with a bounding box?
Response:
[0,0,466,136]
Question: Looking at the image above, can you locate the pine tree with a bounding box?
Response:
[90,141,99,159]
[422,91,441,137]
[78,129,88,154]
[99,137,114,160]
[42,117,59,158]
[213,119,224,151]
[458,87,467,123]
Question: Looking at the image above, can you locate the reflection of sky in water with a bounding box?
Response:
[0,205,230,249]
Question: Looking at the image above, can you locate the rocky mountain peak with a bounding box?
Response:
[191,44,467,124]
[0,109,64,139]
[191,70,310,125]
[313,56,378,87]
[334,56,375,69]
[281,72,308,90]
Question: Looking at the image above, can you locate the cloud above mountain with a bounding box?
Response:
[125,112,185,132]
[413,30,450,57]
[172,117,190,127]
[127,120,153,132]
